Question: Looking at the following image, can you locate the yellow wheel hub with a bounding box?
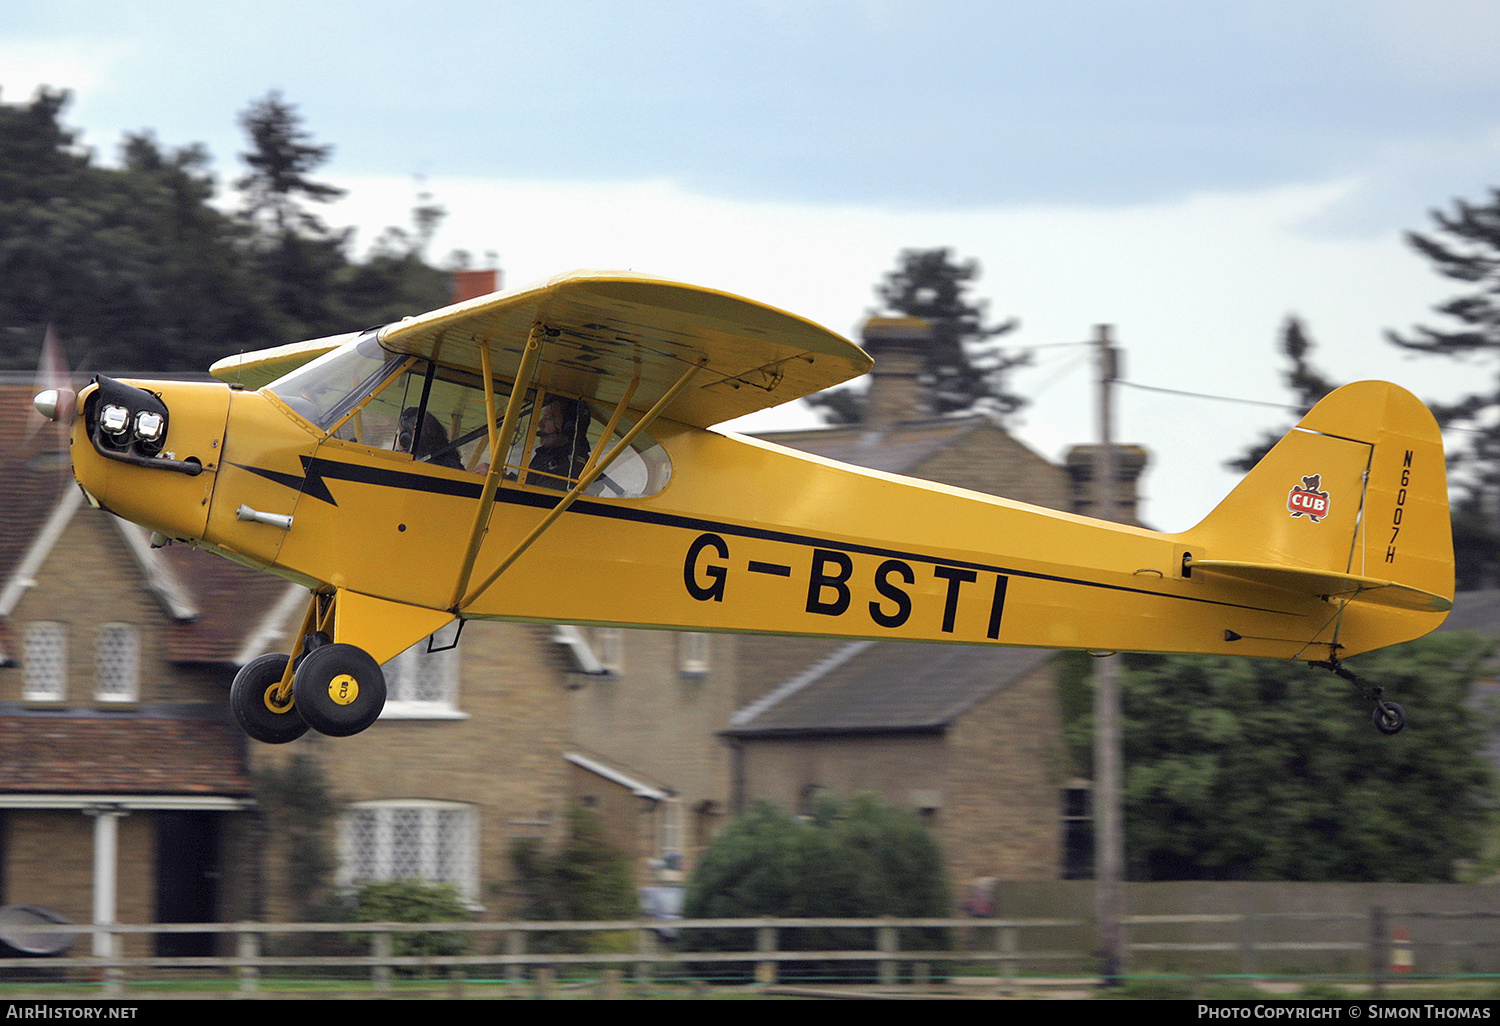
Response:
[263,684,295,714]
[328,674,360,706]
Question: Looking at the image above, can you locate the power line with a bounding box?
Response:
[1117,379,1302,411]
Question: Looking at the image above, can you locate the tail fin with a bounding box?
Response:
[1182,381,1452,655]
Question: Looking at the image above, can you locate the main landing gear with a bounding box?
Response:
[229,597,388,744]
[1309,659,1406,736]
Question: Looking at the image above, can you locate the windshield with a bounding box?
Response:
[267,333,409,430]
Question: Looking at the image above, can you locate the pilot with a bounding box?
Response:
[398,407,465,470]
[527,396,592,489]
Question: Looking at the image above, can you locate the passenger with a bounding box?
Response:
[527,397,592,489]
[398,407,465,470]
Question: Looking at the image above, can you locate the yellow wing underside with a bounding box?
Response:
[375,270,871,427]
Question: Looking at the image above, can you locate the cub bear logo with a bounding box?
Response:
[1287,474,1329,523]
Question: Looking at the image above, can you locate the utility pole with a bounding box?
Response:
[1093,324,1125,986]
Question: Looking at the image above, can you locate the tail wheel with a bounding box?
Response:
[1373,701,1406,736]
[230,654,309,744]
[293,643,387,738]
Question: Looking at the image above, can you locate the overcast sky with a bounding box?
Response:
[7,0,1500,529]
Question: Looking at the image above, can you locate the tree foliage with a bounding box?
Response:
[0,87,450,372]
[1389,190,1500,585]
[1072,634,1494,882]
[254,753,342,919]
[682,793,950,981]
[1226,316,1338,472]
[1386,185,1500,585]
[811,248,1024,423]
[509,804,638,952]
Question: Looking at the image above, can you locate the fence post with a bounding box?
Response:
[534,965,554,999]
[1370,904,1387,998]
[999,925,1018,993]
[1238,911,1256,978]
[756,924,777,985]
[635,923,658,995]
[505,928,524,987]
[102,926,123,999]
[878,923,897,986]
[237,928,259,995]
[372,931,392,995]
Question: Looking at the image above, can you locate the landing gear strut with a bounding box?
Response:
[1309,658,1406,735]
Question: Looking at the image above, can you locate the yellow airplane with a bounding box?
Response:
[32,270,1453,743]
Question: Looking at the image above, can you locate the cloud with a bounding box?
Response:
[0,38,126,102]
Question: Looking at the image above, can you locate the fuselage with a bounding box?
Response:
[59,367,1433,669]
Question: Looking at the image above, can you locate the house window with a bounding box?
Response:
[657,798,685,873]
[95,623,139,702]
[380,623,460,717]
[594,627,622,674]
[678,632,709,676]
[338,800,479,905]
[23,622,66,701]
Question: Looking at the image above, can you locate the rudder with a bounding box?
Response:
[1184,381,1452,655]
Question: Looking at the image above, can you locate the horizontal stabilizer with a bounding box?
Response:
[1189,559,1452,613]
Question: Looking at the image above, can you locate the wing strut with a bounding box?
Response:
[449,326,546,610]
[455,356,705,611]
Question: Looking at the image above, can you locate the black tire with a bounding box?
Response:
[293,643,387,738]
[1373,701,1406,736]
[230,654,309,744]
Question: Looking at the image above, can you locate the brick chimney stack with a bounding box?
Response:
[451,268,501,304]
[860,316,930,429]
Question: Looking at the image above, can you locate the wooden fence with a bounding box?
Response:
[0,908,1495,997]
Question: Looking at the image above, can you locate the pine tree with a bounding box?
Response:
[235,92,352,340]
[1388,190,1500,586]
[1226,316,1338,472]
[810,248,1024,423]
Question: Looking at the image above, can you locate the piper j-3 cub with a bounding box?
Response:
[32,271,1453,742]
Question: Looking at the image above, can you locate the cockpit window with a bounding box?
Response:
[267,338,671,498]
[268,334,409,430]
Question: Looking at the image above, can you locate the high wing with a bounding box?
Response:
[374,269,872,428]
[209,331,365,390]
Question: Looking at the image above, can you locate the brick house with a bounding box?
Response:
[565,317,1146,892]
[0,380,278,956]
[0,375,581,940]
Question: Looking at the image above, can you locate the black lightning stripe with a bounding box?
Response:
[231,455,1288,616]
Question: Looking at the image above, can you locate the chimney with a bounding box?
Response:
[860,316,930,429]
[451,268,501,304]
[1065,445,1149,525]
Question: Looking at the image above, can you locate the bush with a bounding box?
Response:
[509,803,638,954]
[348,879,473,965]
[682,794,951,982]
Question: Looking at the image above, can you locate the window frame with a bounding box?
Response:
[337,799,480,906]
[23,621,67,702]
[94,622,140,703]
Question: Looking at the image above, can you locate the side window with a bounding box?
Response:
[323,361,672,497]
[518,392,672,498]
[330,361,501,474]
